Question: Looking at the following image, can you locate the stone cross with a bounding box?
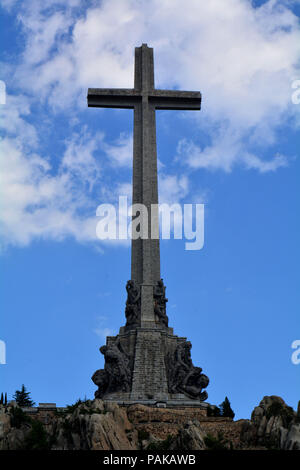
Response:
[88,44,201,326]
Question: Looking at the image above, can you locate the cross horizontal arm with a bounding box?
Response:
[149,90,201,110]
[87,88,141,109]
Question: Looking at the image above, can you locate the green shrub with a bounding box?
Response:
[10,406,31,429]
[207,405,221,417]
[62,418,74,445]
[13,385,35,407]
[24,420,51,450]
[138,429,150,441]
[219,397,235,419]
[147,434,173,450]
[204,432,229,451]
[65,398,84,413]
[207,398,235,419]
[266,401,283,419]
[266,402,295,428]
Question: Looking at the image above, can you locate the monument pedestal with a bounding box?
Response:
[92,317,209,408]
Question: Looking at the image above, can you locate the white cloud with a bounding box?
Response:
[159,173,189,204]
[8,0,299,169]
[0,96,134,248]
[242,152,288,172]
[11,1,300,112]
[93,316,115,339]
[20,12,69,66]
[0,133,99,247]
[0,95,39,147]
[94,327,114,339]
[0,0,17,9]
[62,130,102,191]
[176,133,289,173]
[101,133,133,167]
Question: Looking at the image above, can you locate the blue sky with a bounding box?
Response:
[0,0,299,420]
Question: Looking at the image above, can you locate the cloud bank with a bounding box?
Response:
[0,0,299,247]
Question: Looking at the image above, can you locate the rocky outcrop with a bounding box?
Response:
[1,396,299,450]
[169,421,206,450]
[0,405,32,450]
[52,400,137,450]
[0,400,137,450]
[240,396,300,450]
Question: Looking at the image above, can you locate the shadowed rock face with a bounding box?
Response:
[0,396,299,450]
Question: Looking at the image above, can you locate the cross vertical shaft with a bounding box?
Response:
[87,43,201,328]
[132,46,160,325]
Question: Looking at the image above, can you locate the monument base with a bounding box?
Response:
[92,324,210,405]
[102,396,210,409]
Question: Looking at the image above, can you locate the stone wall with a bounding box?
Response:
[126,404,234,441]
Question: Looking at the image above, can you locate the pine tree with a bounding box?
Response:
[13,385,35,407]
[207,405,221,417]
[4,393,7,406]
[219,396,235,419]
[0,393,3,405]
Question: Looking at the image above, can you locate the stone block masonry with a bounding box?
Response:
[131,329,169,401]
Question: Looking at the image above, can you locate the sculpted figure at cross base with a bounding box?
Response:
[154,278,169,327]
[125,278,169,328]
[92,338,132,398]
[168,341,209,401]
[125,280,141,328]
[92,369,108,398]
[182,367,209,401]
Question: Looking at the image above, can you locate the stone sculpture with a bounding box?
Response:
[167,342,209,401]
[154,279,169,327]
[125,280,140,328]
[92,338,132,398]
